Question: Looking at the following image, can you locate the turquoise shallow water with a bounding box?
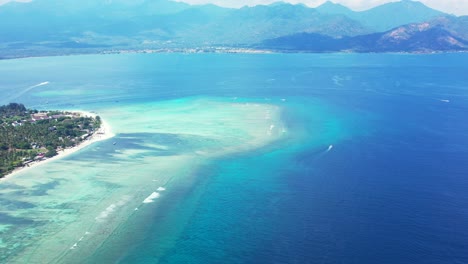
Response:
[0,96,287,263]
[1,53,468,263]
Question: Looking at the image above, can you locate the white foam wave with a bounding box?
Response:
[95,204,117,221]
[332,75,343,86]
[157,187,166,192]
[69,231,91,250]
[95,196,131,222]
[143,192,160,203]
[267,124,275,135]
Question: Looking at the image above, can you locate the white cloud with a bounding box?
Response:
[0,0,32,5]
[175,0,468,15]
[0,0,467,15]
[0,0,31,5]
[419,0,468,16]
[333,0,468,15]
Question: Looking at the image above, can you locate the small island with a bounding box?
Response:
[0,103,105,178]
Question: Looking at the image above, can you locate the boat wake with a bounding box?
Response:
[29,81,50,89]
[5,81,50,102]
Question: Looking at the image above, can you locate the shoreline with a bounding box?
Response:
[2,48,467,61]
[0,110,115,182]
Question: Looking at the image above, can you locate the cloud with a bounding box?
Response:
[336,0,468,15]
[0,0,31,5]
[419,0,468,15]
[0,0,467,15]
[174,0,468,15]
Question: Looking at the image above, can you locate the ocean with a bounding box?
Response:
[1,53,468,263]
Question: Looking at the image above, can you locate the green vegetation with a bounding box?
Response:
[0,103,101,178]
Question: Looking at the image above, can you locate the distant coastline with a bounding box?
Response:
[1,47,467,61]
[0,111,115,182]
[1,1,467,61]
[0,47,273,61]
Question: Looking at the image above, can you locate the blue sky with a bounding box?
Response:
[0,0,467,15]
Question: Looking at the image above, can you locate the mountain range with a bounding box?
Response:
[0,0,467,58]
[261,16,468,52]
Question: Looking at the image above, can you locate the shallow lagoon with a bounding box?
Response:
[0,97,290,262]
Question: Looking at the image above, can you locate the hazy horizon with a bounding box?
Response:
[0,0,467,15]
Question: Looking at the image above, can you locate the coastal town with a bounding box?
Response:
[0,103,103,178]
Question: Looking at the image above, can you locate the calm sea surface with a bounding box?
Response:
[1,53,468,263]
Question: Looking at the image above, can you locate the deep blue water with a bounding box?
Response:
[2,53,468,263]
